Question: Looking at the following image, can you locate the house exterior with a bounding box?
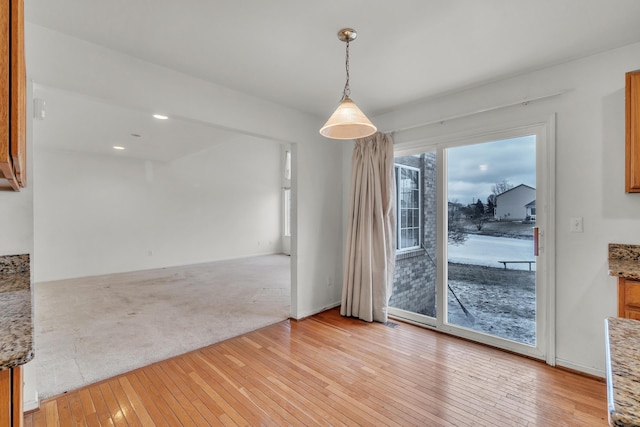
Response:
[390,153,437,316]
[495,184,536,221]
[525,200,536,220]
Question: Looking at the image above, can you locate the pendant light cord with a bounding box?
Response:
[343,41,351,99]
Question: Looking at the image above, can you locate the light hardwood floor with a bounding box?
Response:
[25,308,608,426]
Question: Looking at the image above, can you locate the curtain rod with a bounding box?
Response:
[385,90,566,135]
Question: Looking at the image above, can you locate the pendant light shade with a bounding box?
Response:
[320,28,376,140]
[319,96,377,140]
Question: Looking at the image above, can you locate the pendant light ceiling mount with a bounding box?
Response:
[319,28,377,140]
[337,28,357,43]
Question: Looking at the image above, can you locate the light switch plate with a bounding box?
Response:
[570,217,583,233]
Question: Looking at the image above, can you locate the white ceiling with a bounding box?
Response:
[32,86,241,162]
[25,0,640,160]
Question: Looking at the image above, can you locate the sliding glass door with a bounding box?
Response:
[388,123,553,361]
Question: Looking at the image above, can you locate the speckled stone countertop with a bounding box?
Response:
[606,317,640,427]
[0,254,34,371]
[609,244,640,281]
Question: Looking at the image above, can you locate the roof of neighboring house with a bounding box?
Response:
[496,184,536,198]
[525,200,536,207]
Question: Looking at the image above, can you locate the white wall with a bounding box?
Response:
[26,23,345,318]
[25,24,345,405]
[34,135,283,282]
[366,42,640,376]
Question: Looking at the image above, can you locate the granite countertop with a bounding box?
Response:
[606,317,640,427]
[0,254,34,371]
[609,244,640,281]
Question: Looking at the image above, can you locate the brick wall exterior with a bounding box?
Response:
[389,152,437,316]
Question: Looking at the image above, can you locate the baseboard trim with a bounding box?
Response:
[24,394,39,412]
[555,358,605,379]
[293,301,341,321]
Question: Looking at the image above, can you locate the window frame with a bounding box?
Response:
[395,163,422,253]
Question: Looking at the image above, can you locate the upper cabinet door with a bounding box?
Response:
[0,0,25,191]
[626,70,640,193]
[10,0,25,187]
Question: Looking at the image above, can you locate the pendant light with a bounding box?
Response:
[319,28,377,140]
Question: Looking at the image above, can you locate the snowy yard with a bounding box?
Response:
[447,263,536,345]
[447,232,536,344]
[448,234,536,271]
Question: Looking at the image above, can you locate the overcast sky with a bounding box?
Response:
[447,135,536,204]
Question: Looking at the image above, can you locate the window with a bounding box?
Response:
[283,150,292,238]
[283,188,291,237]
[395,164,421,251]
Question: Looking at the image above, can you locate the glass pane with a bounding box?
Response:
[284,189,291,237]
[409,229,418,247]
[400,229,408,249]
[446,136,536,345]
[390,154,435,317]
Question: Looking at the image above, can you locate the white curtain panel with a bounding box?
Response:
[341,132,396,323]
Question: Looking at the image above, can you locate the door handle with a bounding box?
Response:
[533,227,539,257]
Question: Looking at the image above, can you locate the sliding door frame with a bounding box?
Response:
[389,115,556,366]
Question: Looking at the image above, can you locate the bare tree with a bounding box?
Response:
[490,180,513,220]
[448,200,468,245]
[491,179,514,197]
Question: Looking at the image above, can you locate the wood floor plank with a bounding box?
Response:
[55,396,74,427]
[117,376,158,427]
[77,389,96,419]
[43,400,59,427]
[98,382,128,427]
[214,342,347,426]
[221,340,355,426]
[108,377,144,427]
[193,351,303,426]
[127,370,176,427]
[25,308,609,426]
[188,351,280,426]
[150,363,210,425]
[138,367,197,426]
[87,385,115,426]
[67,392,89,427]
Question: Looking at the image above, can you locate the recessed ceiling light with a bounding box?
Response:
[113,146,125,150]
[153,114,168,120]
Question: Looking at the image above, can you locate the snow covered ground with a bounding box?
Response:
[447,234,536,271]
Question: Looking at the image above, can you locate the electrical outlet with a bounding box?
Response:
[570,217,583,233]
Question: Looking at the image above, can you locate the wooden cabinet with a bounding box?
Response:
[618,277,640,320]
[626,70,640,193]
[0,0,26,191]
[0,366,23,427]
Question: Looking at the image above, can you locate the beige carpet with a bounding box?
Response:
[34,254,290,399]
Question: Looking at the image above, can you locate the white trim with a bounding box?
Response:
[388,307,437,327]
[394,163,422,253]
[384,91,566,134]
[24,395,39,412]
[543,114,557,366]
[555,358,605,379]
[293,301,341,320]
